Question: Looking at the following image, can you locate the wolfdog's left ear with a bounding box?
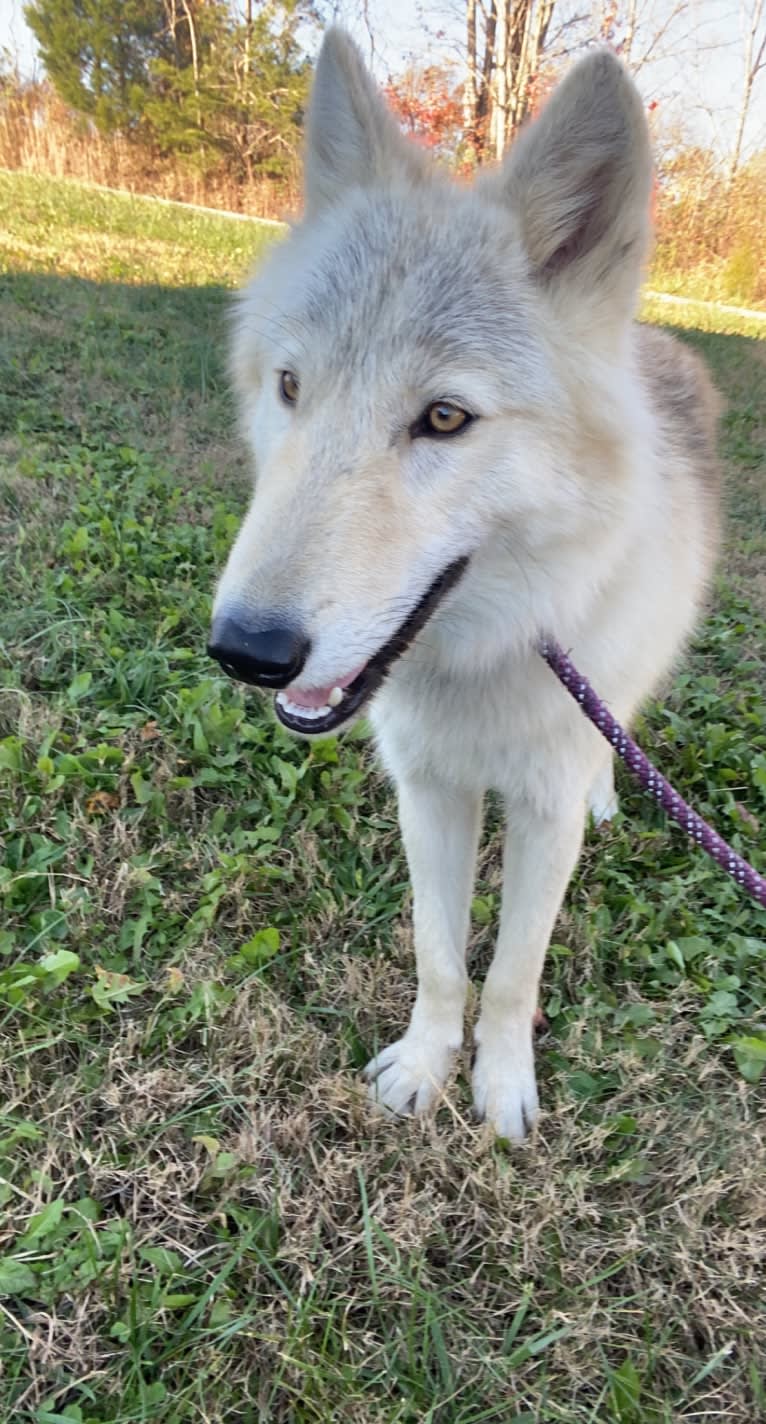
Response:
[488,51,652,309]
[304,28,428,215]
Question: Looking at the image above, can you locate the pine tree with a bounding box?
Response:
[25,0,166,135]
[25,0,313,180]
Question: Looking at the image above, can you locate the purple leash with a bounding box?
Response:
[538,637,766,910]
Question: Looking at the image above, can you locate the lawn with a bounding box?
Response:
[1,169,765,1424]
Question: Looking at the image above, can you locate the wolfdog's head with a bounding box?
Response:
[209,29,652,736]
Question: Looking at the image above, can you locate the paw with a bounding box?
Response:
[363,1024,460,1117]
[472,1026,539,1140]
[589,788,619,826]
[588,767,619,826]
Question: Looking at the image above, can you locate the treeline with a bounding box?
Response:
[653,145,766,307]
[1,0,314,214]
[0,0,764,300]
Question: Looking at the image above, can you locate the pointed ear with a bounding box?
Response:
[487,51,652,309]
[304,28,428,215]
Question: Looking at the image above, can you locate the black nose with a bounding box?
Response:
[208,616,310,688]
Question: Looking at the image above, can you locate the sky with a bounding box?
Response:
[1,0,32,69]
[1,0,764,162]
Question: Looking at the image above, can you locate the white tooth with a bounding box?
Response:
[276,690,341,721]
[285,700,330,720]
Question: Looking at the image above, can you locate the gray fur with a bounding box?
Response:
[490,50,653,307]
[304,29,429,216]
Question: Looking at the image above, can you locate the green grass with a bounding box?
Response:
[647,252,766,318]
[1,170,765,1424]
[640,292,766,341]
[0,170,279,286]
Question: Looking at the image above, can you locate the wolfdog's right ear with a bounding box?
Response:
[304,28,428,215]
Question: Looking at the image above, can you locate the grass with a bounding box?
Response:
[0,170,280,286]
[1,169,765,1423]
[640,292,766,342]
[648,251,766,318]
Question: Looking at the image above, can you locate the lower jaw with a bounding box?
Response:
[272,553,470,738]
[274,678,373,737]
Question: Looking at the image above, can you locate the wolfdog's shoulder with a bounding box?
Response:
[636,324,722,504]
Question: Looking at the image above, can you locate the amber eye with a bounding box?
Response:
[425,402,470,436]
[279,370,299,404]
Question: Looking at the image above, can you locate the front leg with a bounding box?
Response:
[473,801,585,1139]
[364,776,483,1115]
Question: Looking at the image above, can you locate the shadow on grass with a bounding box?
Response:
[0,269,244,486]
[1,267,764,495]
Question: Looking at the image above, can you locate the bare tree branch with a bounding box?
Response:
[730,0,766,179]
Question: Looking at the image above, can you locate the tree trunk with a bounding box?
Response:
[476,0,497,141]
[729,0,765,181]
[464,0,478,158]
[244,0,253,74]
[476,0,558,161]
[491,0,508,159]
[179,0,201,128]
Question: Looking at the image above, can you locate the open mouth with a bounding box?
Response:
[274,555,469,736]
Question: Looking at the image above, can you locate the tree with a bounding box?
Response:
[593,0,690,74]
[729,0,766,180]
[213,0,313,181]
[24,0,165,134]
[384,64,463,155]
[462,0,558,162]
[24,0,313,181]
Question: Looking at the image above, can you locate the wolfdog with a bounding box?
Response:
[209,29,720,1138]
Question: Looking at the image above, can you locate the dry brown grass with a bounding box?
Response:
[653,150,766,311]
[2,977,763,1420]
[0,78,298,220]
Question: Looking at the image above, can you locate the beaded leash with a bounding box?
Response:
[538,637,766,910]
